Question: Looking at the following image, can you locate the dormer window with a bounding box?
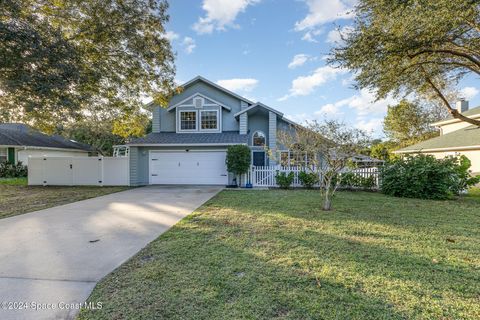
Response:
[180,111,197,130]
[200,110,218,130]
[253,131,266,146]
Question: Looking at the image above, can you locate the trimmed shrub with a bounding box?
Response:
[298,171,319,189]
[339,172,359,189]
[339,172,376,190]
[360,175,376,190]
[0,161,28,178]
[226,145,251,186]
[380,154,479,200]
[275,171,295,189]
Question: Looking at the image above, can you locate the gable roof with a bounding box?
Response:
[128,131,248,146]
[166,93,232,112]
[395,125,480,153]
[143,76,254,109]
[234,102,299,127]
[234,102,283,117]
[0,124,92,151]
[180,76,255,105]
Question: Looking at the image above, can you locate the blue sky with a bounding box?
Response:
[164,0,479,137]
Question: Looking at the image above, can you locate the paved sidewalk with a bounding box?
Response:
[0,186,221,320]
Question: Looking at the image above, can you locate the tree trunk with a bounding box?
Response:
[322,182,333,211]
[323,197,332,211]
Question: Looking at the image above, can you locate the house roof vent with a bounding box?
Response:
[193,97,204,108]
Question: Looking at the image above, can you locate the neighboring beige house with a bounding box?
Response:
[0,123,92,166]
[395,100,480,174]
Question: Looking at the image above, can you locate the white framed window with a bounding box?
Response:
[279,150,289,166]
[200,110,218,130]
[252,131,266,146]
[179,111,197,131]
[278,150,315,167]
[0,148,6,163]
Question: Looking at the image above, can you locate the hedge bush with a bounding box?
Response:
[0,161,28,178]
[380,154,479,200]
[275,171,295,189]
[340,172,376,190]
[298,171,319,189]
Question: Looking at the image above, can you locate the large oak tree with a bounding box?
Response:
[0,0,175,133]
[331,0,480,126]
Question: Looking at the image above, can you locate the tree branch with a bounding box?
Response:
[400,60,480,77]
[410,48,480,70]
[422,70,480,127]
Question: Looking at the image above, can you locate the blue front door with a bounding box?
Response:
[253,151,265,166]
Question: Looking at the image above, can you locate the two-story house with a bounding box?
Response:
[127,76,298,186]
[395,99,480,174]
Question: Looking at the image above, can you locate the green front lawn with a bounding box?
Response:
[79,190,480,320]
[0,180,129,219]
[0,177,28,186]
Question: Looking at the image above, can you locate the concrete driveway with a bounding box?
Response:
[0,186,221,320]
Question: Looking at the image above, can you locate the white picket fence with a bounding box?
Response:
[28,156,129,186]
[244,165,381,189]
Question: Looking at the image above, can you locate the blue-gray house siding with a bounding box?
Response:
[129,76,297,186]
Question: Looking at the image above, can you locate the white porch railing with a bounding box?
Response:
[243,165,381,189]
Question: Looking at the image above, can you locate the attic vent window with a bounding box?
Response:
[194,97,204,108]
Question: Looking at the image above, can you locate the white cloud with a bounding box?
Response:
[341,89,396,116]
[182,37,196,54]
[164,30,180,41]
[355,118,383,133]
[285,88,395,135]
[295,0,356,32]
[326,25,354,44]
[285,102,344,124]
[288,54,311,69]
[315,103,343,116]
[193,0,260,34]
[284,113,314,124]
[217,78,259,92]
[460,87,479,100]
[301,29,323,42]
[279,66,348,101]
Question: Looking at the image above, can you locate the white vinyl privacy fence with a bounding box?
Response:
[28,157,129,186]
[245,166,381,189]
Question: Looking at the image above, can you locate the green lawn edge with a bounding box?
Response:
[78,190,480,320]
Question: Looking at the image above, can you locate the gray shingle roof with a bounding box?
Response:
[128,131,248,145]
[0,123,92,151]
[396,125,480,152]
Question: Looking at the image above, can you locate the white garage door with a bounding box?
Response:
[149,151,228,185]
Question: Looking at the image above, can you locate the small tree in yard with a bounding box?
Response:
[277,120,369,211]
[226,145,251,186]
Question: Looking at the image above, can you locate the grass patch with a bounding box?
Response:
[79,190,480,320]
[0,177,28,186]
[0,183,129,219]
